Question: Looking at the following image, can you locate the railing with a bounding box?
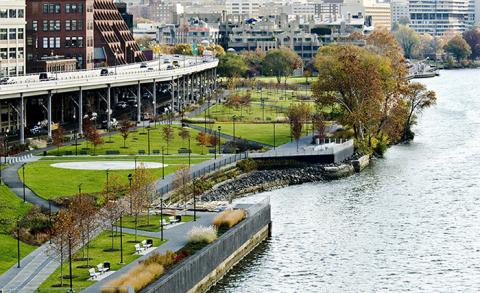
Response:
[249,139,354,158]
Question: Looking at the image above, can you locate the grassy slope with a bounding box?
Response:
[22,156,211,199]
[119,214,194,232]
[39,231,164,291]
[48,125,217,156]
[0,185,36,274]
[213,122,293,146]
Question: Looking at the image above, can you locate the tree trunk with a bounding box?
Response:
[111,223,114,250]
[134,214,138,242]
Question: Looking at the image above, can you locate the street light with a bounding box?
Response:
[217,125,222,155]
[68,236,73,291]
[192,179,197,221]
[232,115,237,143]
[16,219,20,268]
[21,163,26,202]
[160,194,164,241]
[147,128,151,155]
[260,97,265,121]
[273,121,276,150]
[119,212,124,264]
[161,146,165,179]
[106,169,110,192]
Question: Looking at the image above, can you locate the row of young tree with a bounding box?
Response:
[50,166,156,286]
[309,31,436,154]
[394,25,479,63]
[217,47,303,84]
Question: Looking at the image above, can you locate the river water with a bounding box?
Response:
[209,69,480,292]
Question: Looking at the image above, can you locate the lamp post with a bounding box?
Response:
[21,163,26,202]
[217,125,221,155]
[106,169,110,192]
[128,174,133,213]
[114,49,119,75]
[147,128,151,155]
[78,183,82,196]
[232,115,237,143]
[161,146,165,179]
[188,135,191,167]
[119,213,124,264]
[160,195,164,241]
[273,121,276,150]
[193,179,196,221]
[260,97,265,121]
[74,129,78,156]
[68,236,73,291]
[16,219,20,268]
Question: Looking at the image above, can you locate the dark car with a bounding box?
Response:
[140,62,148,68]
[0,77,13,85]
[167,65,174,70]
[100,68,110,76]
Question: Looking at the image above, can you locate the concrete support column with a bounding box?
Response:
[170,77,175,113]
[19,94,24,145]
[190,74,194,104]
[107,84,111,130]
[214,67,217,91]
[182,76,186,111]
[47,91,52,138]
[137,81,141,123]
[79,88,83,134]
[153,80,157,116]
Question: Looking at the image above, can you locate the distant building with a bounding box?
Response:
[115,1,133,30]
[176,18,220,45]
[0,0,26,77]
[225,0,260,17]
[391,0,409,24]
[343,0,392,30]
[149,0,174,24]
[409,0,470,35]
[25,0,146,72]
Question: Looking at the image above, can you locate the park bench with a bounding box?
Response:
[64,151,73,156]
[88,268,99,279]
[79,150,87,155]
[208,148,216,154]
[152,149,160,155]
[138,150,146,155]
[106,150,120,155]
[178,148,191,154]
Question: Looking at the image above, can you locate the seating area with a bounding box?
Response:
[160,215,182,227]
[88,262,113,281]
[134,239,155,255]
[105,150,120,155]
[178,148,191,154]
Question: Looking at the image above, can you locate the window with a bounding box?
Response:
[43,20,48,31]
[49,4,54,13]
[55,4,61,13]
[0,9,7,18]
[66,4,70,13]
[65,37,71,48]
[78,20,83,30]
[43,4,49,14]
[72,20,77,31]
[18,47,24,59]
[8,9,16,18]
[55,37,60,48]
[8,28,16,40]
[32,20,38,31]
[0,29,6,40]
[18,9,24,18]
[18,28,23,39]
[43,37,48,48]
[27,36,33,46]
[9,48,16,59]
[0,48,7,59]
[55,20,60,31]
[72,4,77,13]
[65,20,70,31]
[78,4,83,13]
[49,37,55,48]
[49,20,54,31]
[71,36,77,47]
[78,37,83,47]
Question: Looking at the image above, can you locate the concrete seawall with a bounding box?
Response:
[142,202,271,293]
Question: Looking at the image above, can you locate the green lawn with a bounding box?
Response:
[210,122,293,146]
[118,214,194,232]
[38,231,165,291]
[198,103,287,122]
[48,124,216,156]
[253,76,311,85]
[0,185,36,274]
[22,156,211,200]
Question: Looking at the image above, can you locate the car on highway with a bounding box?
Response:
[39,72,56,81]
[115,101,127,109]
[167,65,174,70]
[163,59,171,64]
[0,77,14,85]
[100,68,112,76]
[140,62,148,68]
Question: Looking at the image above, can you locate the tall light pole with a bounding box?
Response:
[105,169,110,193]
[217,125,222,155]
[119,213,124,264]
[21,163,26,202]
[232,115,237,143]
[147,128,151,155]
[193,179,197,221]
[16,219,20,268]
[160,194,164,241]
[161,146,165,179]
[188,135,191,167]
[273,121,276,150]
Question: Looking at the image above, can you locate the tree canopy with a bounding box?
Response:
[394,25,419,59]
[261,47,303,83]
[445,35,472,62]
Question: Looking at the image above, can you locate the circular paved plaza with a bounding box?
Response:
[51,161,167,170]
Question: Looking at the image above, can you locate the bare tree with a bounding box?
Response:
[119,116,134,148]
[287,104,304,151]
[101,175,126,251]
[172,167,192,211]
[69,194,97,268]
[128,165,155,241]
[52,126,65,155]
[162,125,174,155]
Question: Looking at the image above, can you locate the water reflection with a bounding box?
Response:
[209,70,480,292]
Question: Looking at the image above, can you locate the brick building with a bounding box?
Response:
[26,0,145,72]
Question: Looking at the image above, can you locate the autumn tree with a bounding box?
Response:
[262,47,302,84]
[402,82,437,140]
[119,117,133,148]
[287,104,305,150]
[445,35,472,62]
[239,49,266,77]
[196,132,208,154]
[172,167,192,210]
[462,28,480,60]
[128,165,155,241]
[312,113,326,139]
[179,127,190,148]
[217,53,248,89]
[208,134,219,148]
[52,126,65,155]
[50,209,80,287]
[394,25,420,58]
[161,125,174,155]
[101,175,126,251]
[172,43,192,55]
[69,194,97,268]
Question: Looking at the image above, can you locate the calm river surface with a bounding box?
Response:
[209,69,480,292]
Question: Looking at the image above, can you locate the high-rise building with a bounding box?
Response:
[391,0,409,24]
[343,0,392,30]
[25,0,145,72]
[0,0,26,77]
[409,0,470,35]
[225,0,260,17]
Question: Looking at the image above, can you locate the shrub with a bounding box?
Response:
[140,250,177,268]
[102,263,164,292]
[236,158,257,172]
[213,209,246,230]
[187,225,218,244]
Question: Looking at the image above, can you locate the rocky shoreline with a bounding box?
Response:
[202,163,355,201]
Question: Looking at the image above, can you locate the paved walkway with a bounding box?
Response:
[2,156,58,211]
[84,211,217,292]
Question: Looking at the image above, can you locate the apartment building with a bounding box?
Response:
[0,0,26,77]
[391,0,409,24]
[25,0,145,72]
[225,0,260,17]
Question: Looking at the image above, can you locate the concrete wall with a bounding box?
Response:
[142,203,271,293]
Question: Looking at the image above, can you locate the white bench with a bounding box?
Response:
[89,268,99,279]
[97,263,109,274]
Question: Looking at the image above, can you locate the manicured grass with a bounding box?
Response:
[118,214,195,232]
[0,185,36,274]
[253,76,311,85]
[39,231,165,291]
[198,103,287,122]
[22,156,211,199]
[47,124,215,156]
[211,122,293,146]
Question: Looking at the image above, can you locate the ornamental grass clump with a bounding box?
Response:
[187,225,218,244]
[213,209,246,230]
